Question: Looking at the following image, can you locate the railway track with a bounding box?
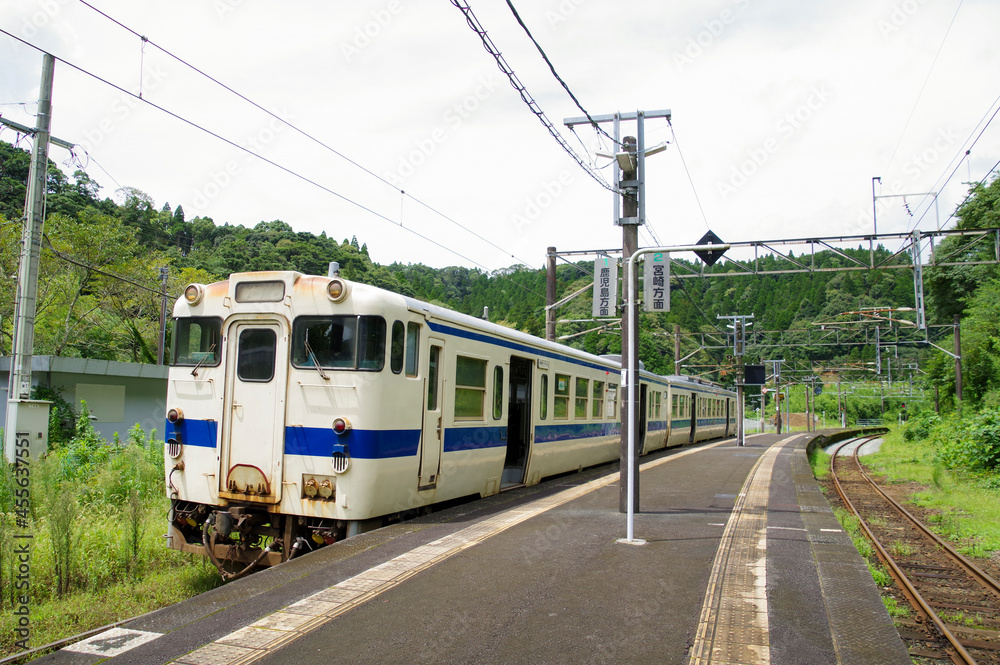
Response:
[830,437,1000,664]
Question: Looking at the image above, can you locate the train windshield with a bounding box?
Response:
[172,317,223,366]
[291,315,386,371]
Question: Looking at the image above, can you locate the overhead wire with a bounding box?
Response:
[74,0,538,272]
[503,0,619,148]
[667,118,712,234]
[879,0,964,180]
[904,91,1000,232]
[0,29,518,291]
[450,0,618,194]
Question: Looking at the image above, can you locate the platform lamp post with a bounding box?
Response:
[618,241,730,545]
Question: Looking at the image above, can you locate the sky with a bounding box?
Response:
[2,0,999,273]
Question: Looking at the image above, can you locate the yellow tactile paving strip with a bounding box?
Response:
[687,436,796,665]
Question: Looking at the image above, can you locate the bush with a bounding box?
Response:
[935,409,1000,471]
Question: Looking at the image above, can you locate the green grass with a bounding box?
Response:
[863,427,1000,556]
[883,596,910,618]
[809,446,831,480]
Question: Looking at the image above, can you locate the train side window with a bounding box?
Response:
[237,328,276,382]
[606,385,618,419]
[358,317,386,370]
[427,345,440,410]
[554,374,570,420]
[575,378,589,420]
[454,356,487,420]
[592,381,604,418]
[540,374,548,420]
[493,366,504,420]
[405,322,420,377]
[390,321,405,374]
[172,317,222,366]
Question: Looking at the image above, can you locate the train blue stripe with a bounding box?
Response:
[285,426,420,458]
[165,419,217,448]
[425,321,618,374]
[535,421,621,443]
[443,426,507,452]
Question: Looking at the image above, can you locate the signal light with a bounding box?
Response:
[333,417,351,435]
[167,408,184,424]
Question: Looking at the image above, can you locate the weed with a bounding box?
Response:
[883,596,909,618]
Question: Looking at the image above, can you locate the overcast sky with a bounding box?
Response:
[2,0,999,272]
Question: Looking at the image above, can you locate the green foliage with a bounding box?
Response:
[29,385,76,448]
[0,418,216,655]
[935,409,1000,472]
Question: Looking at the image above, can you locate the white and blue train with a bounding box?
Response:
[164,268,736,573]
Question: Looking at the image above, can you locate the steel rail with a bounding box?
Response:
[830,438,975,665]
[850,444,1000,602]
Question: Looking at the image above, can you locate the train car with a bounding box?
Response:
[163,268,735,575]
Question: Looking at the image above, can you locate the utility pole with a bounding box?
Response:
[954,314,962,415]
[157,266,170,364]
[4,54,57,463]
[545,247,557,341]
[565,108,670,515]
[718,314,753,446]
[674,324,681,375]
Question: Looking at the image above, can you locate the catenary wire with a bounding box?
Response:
[0,30,510,282]
[450,0,618,194]
[668,118,711,233]
[904,92,1000,232]
[74,0,538,271]
[503,0,619,148]
[2,32,559,306]
[879,0,963,180]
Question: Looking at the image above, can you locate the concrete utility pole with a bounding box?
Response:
[718,314,753,446]
[564,108,670,515]
[4,53,56,462]
[545,247,557,341]
[954,314,962,415]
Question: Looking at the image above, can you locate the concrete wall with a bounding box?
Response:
[1,356,168,443]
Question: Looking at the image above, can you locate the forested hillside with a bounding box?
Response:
[2,140,999,410]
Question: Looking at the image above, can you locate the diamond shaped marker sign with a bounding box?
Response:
[694,230,726,267]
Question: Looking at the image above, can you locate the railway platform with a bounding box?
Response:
[30,431,911,665]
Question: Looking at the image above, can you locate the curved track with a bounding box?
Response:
[830,437,1000,664]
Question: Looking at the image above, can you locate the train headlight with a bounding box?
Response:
[333,417,352,435]
[327,278,349,303]
[167,408,184,424]
[183,283,205,305]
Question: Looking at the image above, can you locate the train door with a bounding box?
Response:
[725,398,732,437]
[419,338,445,489]
[688,392,698,443]
[502,356,532,488]
[220,320,287,504]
